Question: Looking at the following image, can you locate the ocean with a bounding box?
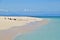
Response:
[14,17,60,40]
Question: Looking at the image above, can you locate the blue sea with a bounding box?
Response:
[14,17,60,40]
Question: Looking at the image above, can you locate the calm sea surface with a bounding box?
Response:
[14,17,60,40]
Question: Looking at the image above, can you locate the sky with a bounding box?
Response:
[0,0,60,16]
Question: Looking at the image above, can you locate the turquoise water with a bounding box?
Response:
[14,18,60,40]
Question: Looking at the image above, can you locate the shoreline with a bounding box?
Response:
[0,16,48,40]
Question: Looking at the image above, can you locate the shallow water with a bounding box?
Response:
[14,18,60,40]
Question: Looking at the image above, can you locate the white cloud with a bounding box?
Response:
[0,9,9,12]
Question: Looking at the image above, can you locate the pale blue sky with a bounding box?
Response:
[0,0,60,12]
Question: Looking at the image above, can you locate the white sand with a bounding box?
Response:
[0,16,43,30]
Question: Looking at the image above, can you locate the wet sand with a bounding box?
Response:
[0,16,48,40]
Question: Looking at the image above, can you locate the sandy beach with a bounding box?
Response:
[0,16,43,30]
[0,16,48,40]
